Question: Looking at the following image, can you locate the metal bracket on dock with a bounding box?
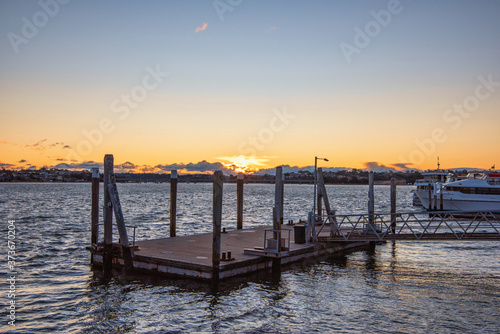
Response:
[243,229,291,258]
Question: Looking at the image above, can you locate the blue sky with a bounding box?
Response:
[1,0,499,173]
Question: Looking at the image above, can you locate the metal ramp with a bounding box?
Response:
[314,211,500,242]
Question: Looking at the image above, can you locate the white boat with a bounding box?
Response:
[412,170,450,206]
[416,172,500,212]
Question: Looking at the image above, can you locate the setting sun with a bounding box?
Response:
[218,155,269,174]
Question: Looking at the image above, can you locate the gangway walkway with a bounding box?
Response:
[315,211,500,242]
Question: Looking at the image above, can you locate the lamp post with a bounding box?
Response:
[313,156,329,219]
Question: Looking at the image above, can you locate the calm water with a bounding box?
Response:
[0,183,499,333]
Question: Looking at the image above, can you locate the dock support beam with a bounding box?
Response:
[317,191,323,222]
[103,155,114,273]
[108,173,134,272]
[212,170,223,290]
[368,171,375,225]
[237,173,243,230]
[91,168,99,264]
[390,178,397,234]
[317,168,337,236]
[170,170,177,237]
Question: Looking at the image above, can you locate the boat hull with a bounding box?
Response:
[416,190,500,212]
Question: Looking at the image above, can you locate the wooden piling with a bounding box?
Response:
[274,166,283,228]
[170,170,178,237]
[390,178,397,234]
[212,170,223,289]
[91,168,99,264]
[433,194,438,211]
[103,154,114,272]
[440,190,444,211]
[280,173,284,225]
[428,187,432,211]
[273,167,283,276]
[368,171,375,225]
[272,257,281,279]
[237,173,243,230]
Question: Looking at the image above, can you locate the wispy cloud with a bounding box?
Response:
[391,163,414,170]
[46,159,233,174]
[195,22,207,33]
[0,162,15,169]
[24,139,69,151]
[363,161,417,172]
[25,139,47,150]
[156,160,231,174]
[0,141,8,145]
[266,26,277,32]
[54,161,102,170]
[363,161,395,172]
[119,161,136,170]
[18,159,27,163]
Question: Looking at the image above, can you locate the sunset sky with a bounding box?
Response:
[1,0,499,174]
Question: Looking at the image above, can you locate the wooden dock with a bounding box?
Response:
[88,155,500,284]
[90,225,368,280]
[87,156,378,283]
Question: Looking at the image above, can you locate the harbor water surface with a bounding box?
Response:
[1,183,499,333]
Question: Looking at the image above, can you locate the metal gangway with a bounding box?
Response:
[311,211,500,242]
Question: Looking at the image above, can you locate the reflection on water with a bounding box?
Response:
[0,183,499,333]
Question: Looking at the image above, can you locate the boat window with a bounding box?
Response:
[445,186,500,195]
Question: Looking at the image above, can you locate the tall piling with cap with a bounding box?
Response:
[280,173,284,225]
[103,155,114,273]
[274,166,284,229]
[91,168,99,264]
[212,170,223,290]
[170,170,178,237]
[237,173,244,230]
[272,166,283,277]
[368,171,375,225]
[440,190,444,211]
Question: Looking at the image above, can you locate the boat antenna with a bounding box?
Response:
[437,156,440,170]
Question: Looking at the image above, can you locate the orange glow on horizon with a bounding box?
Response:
[218,155,269,174]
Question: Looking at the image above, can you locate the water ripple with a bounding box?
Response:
[0,183,498,333]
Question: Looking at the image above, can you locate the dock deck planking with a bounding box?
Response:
[134,226,313,268]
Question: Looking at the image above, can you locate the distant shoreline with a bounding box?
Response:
[0,180,415,186]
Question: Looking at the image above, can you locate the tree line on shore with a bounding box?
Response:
[0,167,427,184]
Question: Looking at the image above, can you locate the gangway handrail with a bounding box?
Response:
[312,210,500,242]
